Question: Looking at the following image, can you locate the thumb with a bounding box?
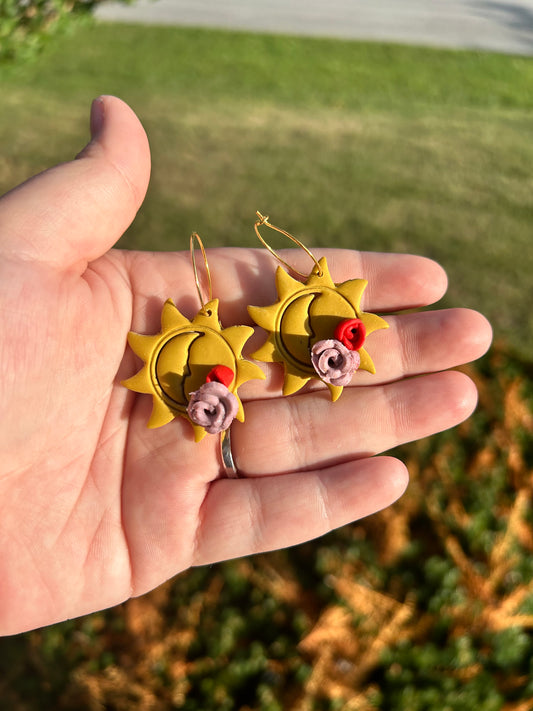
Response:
[0,95,151,271]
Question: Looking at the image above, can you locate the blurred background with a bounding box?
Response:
[1,1,532,709]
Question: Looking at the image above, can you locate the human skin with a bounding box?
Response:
[0,96,492,635]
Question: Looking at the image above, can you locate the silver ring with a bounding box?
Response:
[220,428,239,478]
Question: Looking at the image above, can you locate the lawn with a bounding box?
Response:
[1,20,533,710]
[1,21,533,357]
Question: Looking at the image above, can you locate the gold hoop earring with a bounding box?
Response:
[248,212,388,401]
[122,233,265,442]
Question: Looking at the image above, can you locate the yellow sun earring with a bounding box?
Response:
[122,233,265,442]
[248,212,389,401]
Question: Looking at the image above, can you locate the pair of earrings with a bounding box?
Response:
[122,213,389,442]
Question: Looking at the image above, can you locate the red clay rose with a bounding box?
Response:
[334,318,366,351]
[206,364,234,387]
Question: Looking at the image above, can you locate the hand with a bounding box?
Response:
[0,96,492,635]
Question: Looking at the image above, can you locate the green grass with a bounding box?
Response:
[2,22,533,359]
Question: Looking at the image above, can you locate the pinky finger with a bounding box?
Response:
[193,456,409,566]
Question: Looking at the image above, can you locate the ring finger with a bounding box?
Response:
[232,370,478,476]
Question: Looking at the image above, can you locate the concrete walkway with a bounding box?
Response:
[95,0,533,55]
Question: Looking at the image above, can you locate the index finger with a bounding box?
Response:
[122,246,448,333]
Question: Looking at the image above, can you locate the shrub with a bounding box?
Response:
[0,0,126,62]
[0,348,532,710]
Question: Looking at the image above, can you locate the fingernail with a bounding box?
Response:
[90,96,105,138]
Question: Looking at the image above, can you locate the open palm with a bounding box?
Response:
[0,97,491,635]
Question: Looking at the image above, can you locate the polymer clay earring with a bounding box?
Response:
[122,233,265,442]
[248,212,389,401]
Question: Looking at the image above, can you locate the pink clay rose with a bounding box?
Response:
[311,339,360,386]
[187,381,239,434]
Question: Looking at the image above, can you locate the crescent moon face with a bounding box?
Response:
[154,328,237,411]
[122,298,265,439]
[277,287,359,374]
[248,257,389,400]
